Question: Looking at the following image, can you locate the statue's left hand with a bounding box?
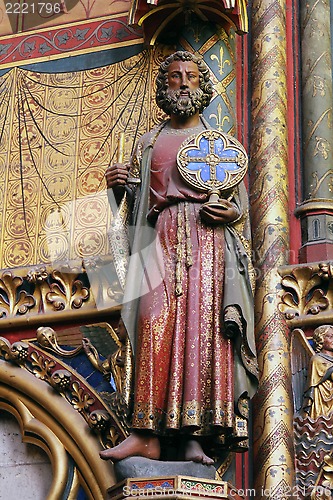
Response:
[200,200,239,225]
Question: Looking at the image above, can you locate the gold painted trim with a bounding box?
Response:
[149,8,185,46]
[0,14,144,69]
[284,311,333,328]
[0,38,144,70]
[137,3,180,24]
[279,262,325,275]
[128,0,140,25]
[295,199,333,216]
[0,303,121,331]
[0,14,133,41]
[136,1,239,46]
[68,469,81,499]
[0,398,69,500]
[24,337,127,433]
[0,359,116,498]
[199,6,237,31]
[237,0,248,32]
[17,0,24,33]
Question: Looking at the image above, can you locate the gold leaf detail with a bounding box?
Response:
[30,351,56,380]
[71,381,95,412]
[0,271,35,318]
[279,267,329,317]
[46,270,89,311]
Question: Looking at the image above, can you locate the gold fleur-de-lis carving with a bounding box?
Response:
[209,103,231,132]
[210,47,231,76]
[186,23,202,43]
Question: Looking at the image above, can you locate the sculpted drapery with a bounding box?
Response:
[303,353,333,420]
[120,118,258,452]
[101,51,258,463]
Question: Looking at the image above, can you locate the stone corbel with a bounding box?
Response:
[278,261,333,327]
[0,256,123,330]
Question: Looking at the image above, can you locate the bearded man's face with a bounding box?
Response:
[163,87,205,117]
[158,59,205,117]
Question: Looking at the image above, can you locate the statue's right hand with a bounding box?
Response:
[105,163,129,189]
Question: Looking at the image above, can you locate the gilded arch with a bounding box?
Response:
[0,357,117,499]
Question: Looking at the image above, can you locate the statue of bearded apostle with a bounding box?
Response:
[101,51,258,465]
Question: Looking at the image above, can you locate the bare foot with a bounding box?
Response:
[99,432,161,462]
[184,439,214,466]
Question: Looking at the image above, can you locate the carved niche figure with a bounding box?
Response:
[292,325,333,498]
[100,51,258,465]
[302,324,333,419]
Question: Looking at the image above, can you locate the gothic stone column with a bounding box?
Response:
[297,0,333,261]
[250,1,296,498]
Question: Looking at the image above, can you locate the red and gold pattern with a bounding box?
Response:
[128,127,254,448]
[0,1,132,36]
[133,203,235,437]
[108,475,245,499]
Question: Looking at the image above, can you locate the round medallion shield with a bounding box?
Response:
[177,130,248,195]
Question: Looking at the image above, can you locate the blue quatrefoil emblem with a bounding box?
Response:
[177,130,248,194]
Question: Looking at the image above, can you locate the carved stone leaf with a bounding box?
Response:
[279,291,297,309]
[327,278,333,310]
[16,291,36,314]
[30,351,56,379]
[71,381,95,412]
[46,283,66,311]
[280,267,329,316]
[306,289,328,314]
[0,271,35,317]
[72,280,89,309]
[0,297,10,318]
[46,273,89,311]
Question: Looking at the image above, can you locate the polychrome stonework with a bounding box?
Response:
[1,0,333,498]
[250,0,296,497]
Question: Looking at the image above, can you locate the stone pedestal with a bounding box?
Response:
[114,457,216,482]
[108,475,245,499]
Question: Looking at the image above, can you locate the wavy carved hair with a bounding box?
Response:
[312,325,332,352]
[155,51,213,114]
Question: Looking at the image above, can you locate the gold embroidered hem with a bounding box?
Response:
[131,402,164,431]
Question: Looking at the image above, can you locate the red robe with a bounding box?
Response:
[131,129,236,437]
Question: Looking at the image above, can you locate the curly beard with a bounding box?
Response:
[160,88,205,117]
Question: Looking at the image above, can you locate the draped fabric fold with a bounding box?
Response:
[119,119,258,447]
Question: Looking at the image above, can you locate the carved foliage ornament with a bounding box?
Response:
[0,257,124,327]
[0,267,89,320]
[0,335,127,450]
[279,262,333,320]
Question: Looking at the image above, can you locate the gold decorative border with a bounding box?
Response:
[0,359,116,498]
[295,199,333,217]
[0,14,143,69]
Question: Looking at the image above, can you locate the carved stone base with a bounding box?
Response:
[114,457,216,482]
[107,476,245,499]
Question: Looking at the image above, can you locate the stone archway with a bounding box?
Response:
[0,359,116,499]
